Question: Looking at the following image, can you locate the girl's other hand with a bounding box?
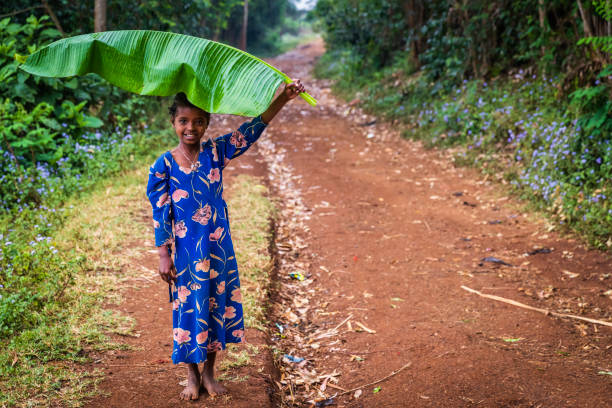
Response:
[283,79,306,100]
[158,253,176,284]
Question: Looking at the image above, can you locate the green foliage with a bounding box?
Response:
[571,3,612,153]
[0,125,170,338]
[593,0,612,20]
[578,0,612,53]
[313,0,604,88]
[577,36,612,53]
[0,15,159,170]
[313,0,406,74]
[569,65,612,137]
[1,0,297,55]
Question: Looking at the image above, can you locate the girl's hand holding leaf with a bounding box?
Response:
[283,79,306,101]
[261,79,306,124]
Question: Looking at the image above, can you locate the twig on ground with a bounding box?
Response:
[354,321,376,334]
[103,364,179,368]
[332,314,353,331]
[461,285,612,328]
[337,362,412,396]
[326,383,348,392]
[329,348,405,355]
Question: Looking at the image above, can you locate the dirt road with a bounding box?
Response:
[86,40,611,407]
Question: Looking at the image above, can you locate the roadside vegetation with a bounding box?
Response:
[312,0,612,248]
[0,161,160,407]
[0,2,288,405]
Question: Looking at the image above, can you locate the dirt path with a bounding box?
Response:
[86,40,611,407]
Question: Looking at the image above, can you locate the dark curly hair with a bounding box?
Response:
[168,92,211,122]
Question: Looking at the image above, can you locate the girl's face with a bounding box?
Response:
[172,106,209,146]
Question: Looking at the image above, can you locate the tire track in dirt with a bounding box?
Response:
[264,40,611,407]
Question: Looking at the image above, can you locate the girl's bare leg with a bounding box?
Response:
[201,352,227,396]
[179,363,200,400]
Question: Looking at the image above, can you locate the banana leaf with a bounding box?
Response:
[20,30,317,117]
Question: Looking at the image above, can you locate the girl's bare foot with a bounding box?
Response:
[201,352,227,396]
[201,371,227,396]
[179,363,200,400]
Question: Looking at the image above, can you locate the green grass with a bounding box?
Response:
[0,162,155,407]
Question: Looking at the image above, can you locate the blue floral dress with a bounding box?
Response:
[146,116,267,364]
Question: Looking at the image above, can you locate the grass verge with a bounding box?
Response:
[0,157,161,407]
[220,174,276,372]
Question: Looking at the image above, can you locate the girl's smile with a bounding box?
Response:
[172,106,209,146]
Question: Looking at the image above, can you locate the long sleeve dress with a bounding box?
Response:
[146,116,267,364]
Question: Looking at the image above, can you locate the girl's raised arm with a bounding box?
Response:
[260,79,306,124]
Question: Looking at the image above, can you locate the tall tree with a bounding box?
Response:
[94,0,106,32]
[240,0,248,50]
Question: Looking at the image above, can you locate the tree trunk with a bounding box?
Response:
[538,0,546,28]
[41,0,65,36]
[94,0,107,33]
[538,0,547,56]
[577,0,606,63]
[403,0,425,68]
[240,0,248,51]
[576,0,594,37]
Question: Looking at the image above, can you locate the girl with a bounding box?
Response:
[146,80,306,400]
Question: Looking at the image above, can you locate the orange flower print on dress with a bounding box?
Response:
[174,220,187,238]
[232,329,244,339]
[216,281,226,295]
[196,330,208,344]
[209,227,224,241]
[190,282,201,290]
[208,168,220,183]
[172,299,180,311]
[177,286,191,303]
[195,259,210,272]
[224,306,236,319]
[230,288,242,303]
[172,189,189,202]
[209,297,217,311]
[210,269,219,279]
[192,204,212,225]
[173,328,191,345]
[207,340,222,352]
[229,130,247,148]
[154,171,165,179]
[153,219,160,228]
[156,192,170,207]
